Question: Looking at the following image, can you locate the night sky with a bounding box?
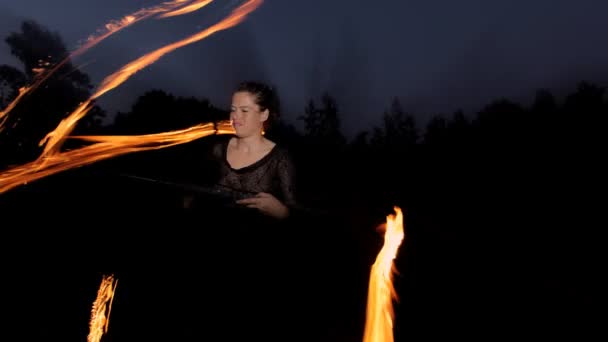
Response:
[2,0,608,137]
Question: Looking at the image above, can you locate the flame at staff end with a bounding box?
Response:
[88,274,118,342]
[363,206,405,342]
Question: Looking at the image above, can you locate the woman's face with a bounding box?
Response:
[230,91,268,137]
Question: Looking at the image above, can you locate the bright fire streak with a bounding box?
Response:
[76,1,214,55]
[160,0,214,18]
[0,87,29,131]
[0,0,212,131]
[38,0,263,158]
[363,206,405,342]
[0,1,257,194]
[88,274,118,342]
[0,121,234,194]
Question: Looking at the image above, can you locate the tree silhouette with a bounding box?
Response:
[298,92,345,147]
[0,65,26,109]
[561,81,607,147]
[423,115,448,146]
[563,81,605,117]
[111,89,226,135]
[371,97,419,149]
[531,88,558,117]
[0,20,105,166]
[471,98,526,151]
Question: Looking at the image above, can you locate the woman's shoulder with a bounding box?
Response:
[266,141,296,168]
[263,138,288,156]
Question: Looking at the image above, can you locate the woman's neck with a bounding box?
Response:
[233,134,266,153]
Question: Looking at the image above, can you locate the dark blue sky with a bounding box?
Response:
[1,0,608,137]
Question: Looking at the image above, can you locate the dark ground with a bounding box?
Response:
[0,147,600,342]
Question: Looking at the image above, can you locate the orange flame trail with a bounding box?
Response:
[160,0,214,18]
[0,1,214,131]
[0,0,262,194]
[87,274,118,342]
[363,206,405,342]
[0,121,234,194]
[39,0,263,158]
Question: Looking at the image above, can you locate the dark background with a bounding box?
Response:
[0,2,603,341]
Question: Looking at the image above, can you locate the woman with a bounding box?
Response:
[197,81,302,339]
[210,80,297,220]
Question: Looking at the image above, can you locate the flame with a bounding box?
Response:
[88,0,262,103]
[160,0,215,18]
[0,121,234,194]
[0,86,29,130]
[363,206,405,342]
[0,0,262,193]
[38,0,263,158]
[0,1,213,132]
[88,274,118,342]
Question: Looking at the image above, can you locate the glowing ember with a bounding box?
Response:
[363,206,405,342]
[88,274,118,342]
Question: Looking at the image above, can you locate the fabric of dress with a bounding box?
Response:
[189,135,303,340]
[213,136,297,206]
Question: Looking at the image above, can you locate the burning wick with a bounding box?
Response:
[363,206,405,342]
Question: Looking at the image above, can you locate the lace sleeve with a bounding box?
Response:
[277,149,297,208]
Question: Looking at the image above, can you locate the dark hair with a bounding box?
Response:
[235,81,281,130]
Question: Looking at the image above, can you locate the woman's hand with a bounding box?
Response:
[183,195,194,209]
[236,192,289,219]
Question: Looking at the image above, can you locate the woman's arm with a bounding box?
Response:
[235,149,296,219]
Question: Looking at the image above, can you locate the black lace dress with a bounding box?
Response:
[188,135,299,223]
[211,136,297,210]
[192,137,302,338]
